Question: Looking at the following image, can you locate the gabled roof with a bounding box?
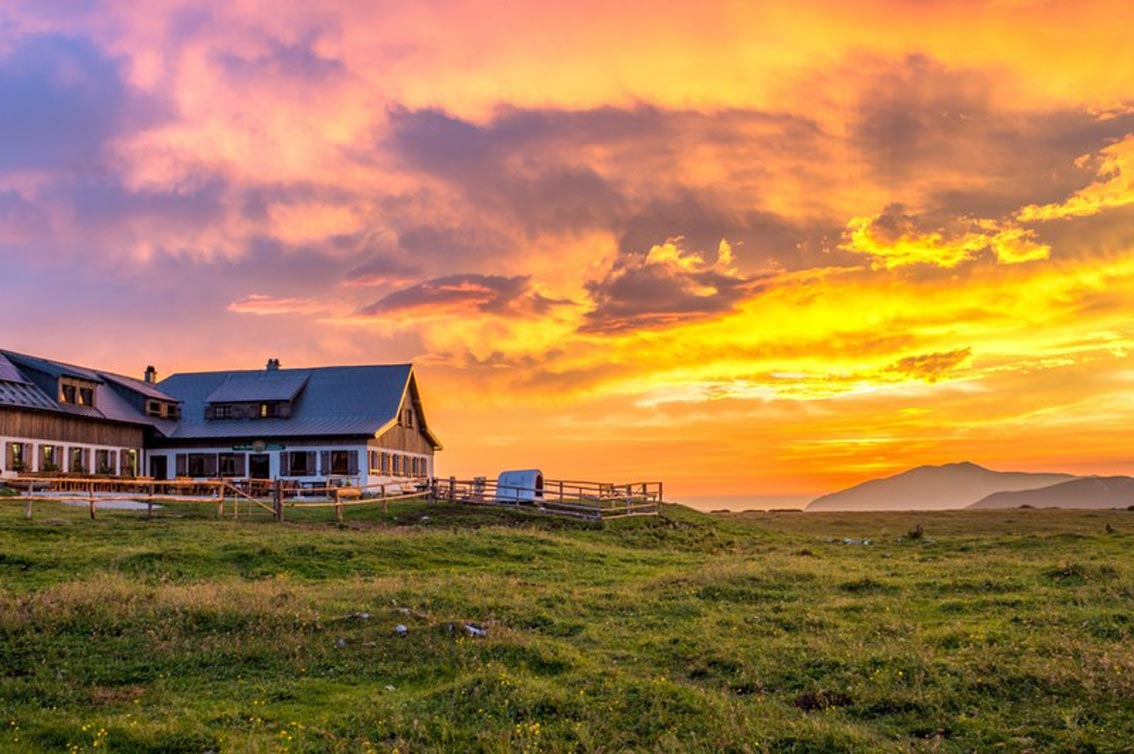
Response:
[0,349,174,428]
[158,363,440,446]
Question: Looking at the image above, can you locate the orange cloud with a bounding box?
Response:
[1017,134,1134,221]
[842,205,1049,269]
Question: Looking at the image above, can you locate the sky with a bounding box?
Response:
[1,1,1132,507]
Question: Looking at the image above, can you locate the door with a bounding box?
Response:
[249,454,270,479]
[150,456,168,480]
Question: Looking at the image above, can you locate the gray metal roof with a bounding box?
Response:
[1,350,104,383]
[0,353,28,384]
[158,364,415,440]
[0,349,168,427]
[205,373,310,403]
[99,370,181,402]
[0,379,57,411]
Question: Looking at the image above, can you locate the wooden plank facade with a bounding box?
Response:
[0,407,144,448]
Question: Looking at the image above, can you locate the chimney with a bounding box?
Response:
[144,365,157,384]
[266,358,280,371]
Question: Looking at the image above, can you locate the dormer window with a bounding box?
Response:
[204,373,306,421]
[59,377,97,407]
[147,399,181,419]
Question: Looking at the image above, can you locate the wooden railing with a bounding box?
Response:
[5,474,433,522]
[434,477,662,520]
[3,473,661,523]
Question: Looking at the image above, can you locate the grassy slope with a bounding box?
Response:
[0,501,1133,752]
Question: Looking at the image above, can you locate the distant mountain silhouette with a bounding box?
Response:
[805,462,1077,512]
[968,476,1134,510]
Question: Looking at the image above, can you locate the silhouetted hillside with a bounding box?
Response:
[968,476,1134,509]
[806,462,1076,512]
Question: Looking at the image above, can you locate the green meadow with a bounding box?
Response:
[1,498,1133,752]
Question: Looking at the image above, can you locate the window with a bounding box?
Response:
[147,400,162,417]
[187,453,218,477]
[284,451,316,476]
[5,442,30,472]
[59,378,96,407]
[329,450,357,476]
[381,452,390,474]
[96,449,116,475]
[369,450,379,473]
[212,404,235,419]
[404,408,414,429]
[218,453,246,477]
[260,403,269,418]
[120,449,138,477]
[40,444,60,472]
[70,447,88,474]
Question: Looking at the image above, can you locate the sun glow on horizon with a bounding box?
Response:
[2,0,1133,500]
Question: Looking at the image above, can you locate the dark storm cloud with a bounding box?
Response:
[360,273,572,318]
[0,34,166,171]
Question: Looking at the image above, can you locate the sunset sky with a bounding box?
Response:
[1,1,1132,506]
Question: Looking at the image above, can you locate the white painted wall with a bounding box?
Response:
[147,443,433,487]
[0,434,142,479]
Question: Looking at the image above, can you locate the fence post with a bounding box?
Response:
[625,484,631,514]
[334,488,343,524]
[449,476,456,502]
[273,479,283,522]
[24,494,32,520]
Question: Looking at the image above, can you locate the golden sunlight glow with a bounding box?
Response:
[4,0,1134,504]
[1017,134,1134,221]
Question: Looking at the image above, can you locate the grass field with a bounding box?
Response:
[1,498,1133,752]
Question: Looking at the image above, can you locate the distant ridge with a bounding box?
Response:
[805,462,1077,512]
[968,476,1134,510]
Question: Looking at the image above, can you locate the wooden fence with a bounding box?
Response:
[434,476,662,520]
[4,475,431,523]
[4,474,662,523]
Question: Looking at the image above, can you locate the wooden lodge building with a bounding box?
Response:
[0,349,441,487]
